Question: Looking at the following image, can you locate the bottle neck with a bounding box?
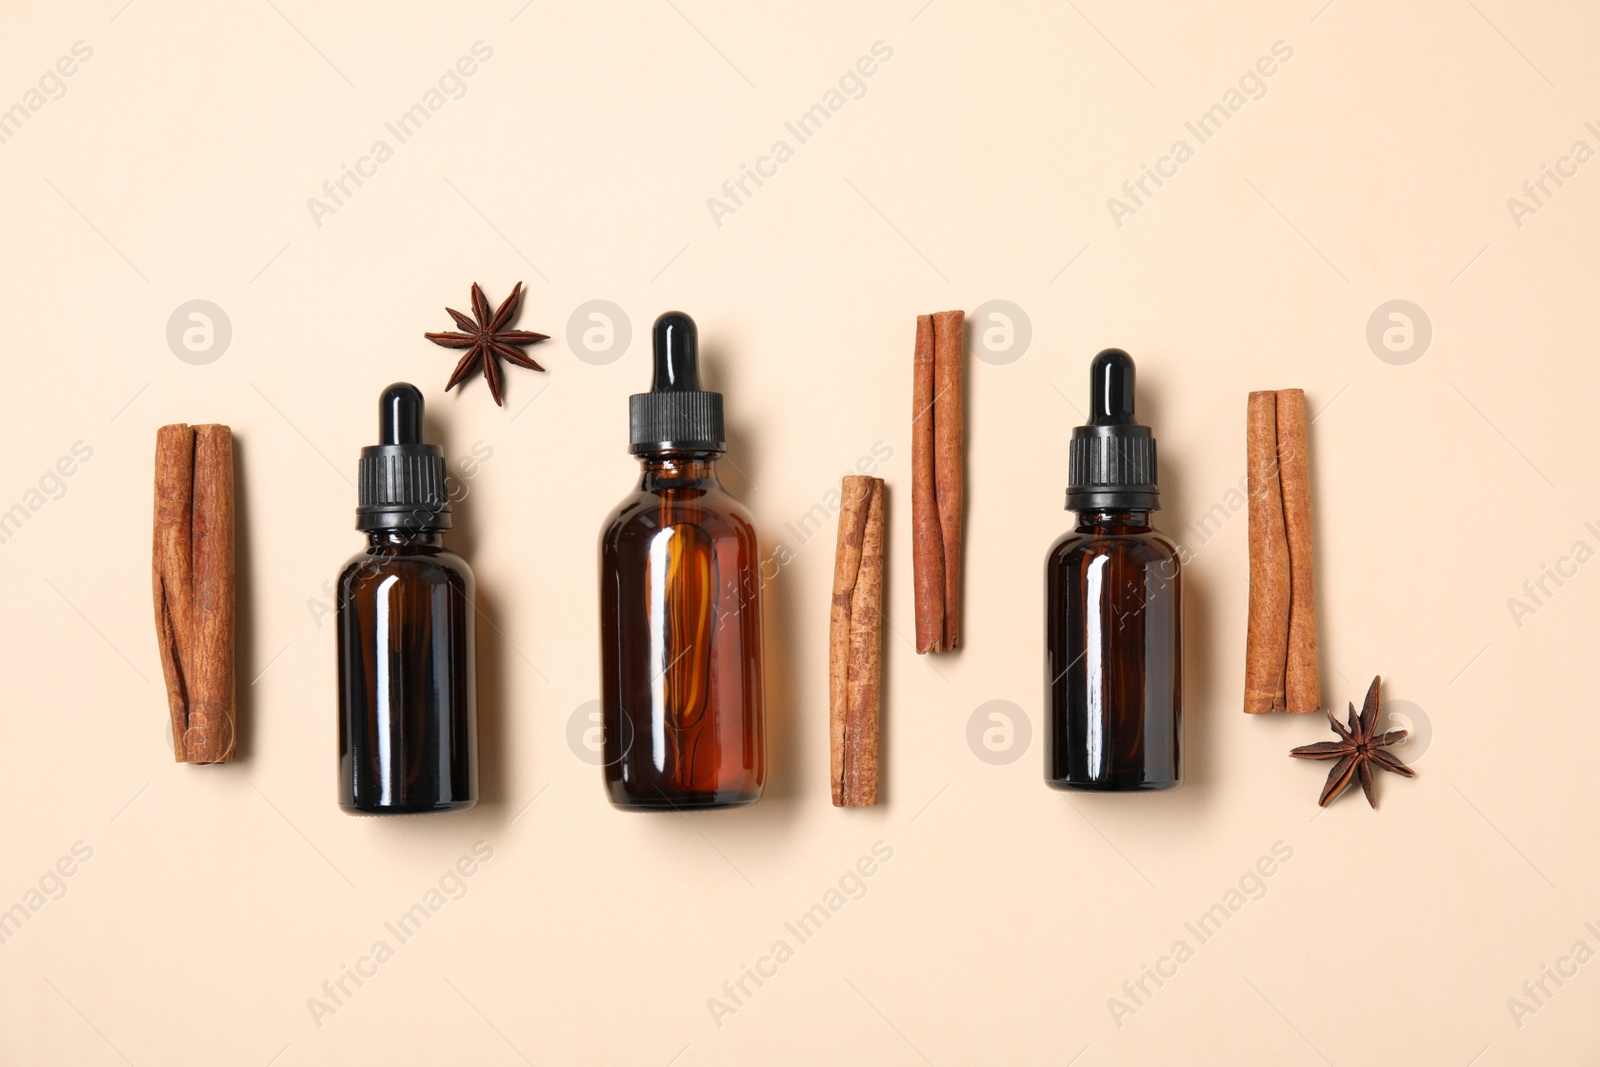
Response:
[1074,508,1151,533]
[366,528,445,549]
[637,450,723,491]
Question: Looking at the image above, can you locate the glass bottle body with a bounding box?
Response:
[337,529,479,814]
[599,453,766,810]
[1045,509,1182,791]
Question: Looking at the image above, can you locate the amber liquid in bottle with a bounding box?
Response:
[338,531,478,812]
[600,453,765,808]
[1045,509,1181,790]
[600,313,766,810]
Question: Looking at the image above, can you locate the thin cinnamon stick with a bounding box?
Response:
[1276,389,1320,713]
[932,309,964,651]
[912,310,964,653]
[1244,393,1290,714]
[153,426,195,756]
[831,476,885,806]
[153,423,236,763]
[911,315,944,652]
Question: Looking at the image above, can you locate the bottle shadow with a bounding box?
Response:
[700,341,804,835]
[1098,368,1218,822]
[426,406,512,815]
[230,432,258,763]
[873,482,896,808]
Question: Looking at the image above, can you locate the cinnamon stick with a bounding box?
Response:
[932,309,964,651]
[830,476,885,806]
[1276,389,1320,713]
[1244,393,1289,714]
[153,424,237,763]
[911,310,964,653]
[1244,390,1322,714]
[911,315,943,653]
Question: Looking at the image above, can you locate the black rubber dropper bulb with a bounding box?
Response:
[1089,348,1136,426]
[652,311,699,391]
[380,382,424,445]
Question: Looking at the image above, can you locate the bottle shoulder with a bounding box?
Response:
[339,543,474,592]
[1047,525,1181,566]
[601,486,757,544]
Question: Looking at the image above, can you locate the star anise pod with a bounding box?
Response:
[424,282,548,406]
[1290,675,1416,808]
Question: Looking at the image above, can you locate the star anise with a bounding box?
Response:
[424,282,548,406]
[1290,675,1416,808]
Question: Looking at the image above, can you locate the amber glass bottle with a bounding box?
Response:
[599,312,766,810]
[337,383,478,814]
[1045,350,1182,791]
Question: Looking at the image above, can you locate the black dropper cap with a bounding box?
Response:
[628,312,726,454]
[357,382,452,531]
[1065,349,1160,513]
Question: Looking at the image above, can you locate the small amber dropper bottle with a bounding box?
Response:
[1045,350,1182,791]
[337,383,478,814]
[598,312,766,810]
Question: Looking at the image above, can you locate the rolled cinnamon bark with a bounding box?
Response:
[153,424,236,763]
[1244,393,1290,714]
[831,476,885,806]
[911,315,945,653]
[932,309,964,651]
[912,310,964,653]
[1276,389,1319,714]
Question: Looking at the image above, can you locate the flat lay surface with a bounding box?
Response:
[2,1,1596,1063]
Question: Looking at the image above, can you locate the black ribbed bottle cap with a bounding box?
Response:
[1065,349,1160,512]
[629,312,725,454]
[357,383,452,531]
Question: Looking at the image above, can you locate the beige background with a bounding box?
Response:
[1,0,1595,1063]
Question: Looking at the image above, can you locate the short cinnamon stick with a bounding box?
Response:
[932,310,964,651]
[1244,393,1290,714]
[1276,389,1320,713]
[911,315,943,653]
[831,475,885,807]
[911,310,964,653]
[153,423,237,763]
[1244,390,1321,714]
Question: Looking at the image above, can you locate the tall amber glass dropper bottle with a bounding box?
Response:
[1045,350,1182,791]
[599,312,766,810]
[337,383,478,814]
